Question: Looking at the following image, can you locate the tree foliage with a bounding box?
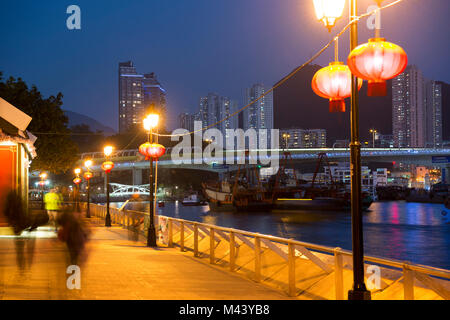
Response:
[0,73,79,173]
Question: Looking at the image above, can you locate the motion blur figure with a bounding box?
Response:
[44,188,63,231]
[57,208,90,266]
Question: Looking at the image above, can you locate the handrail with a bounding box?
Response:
[87,203,450,280]
[87,203,450,299]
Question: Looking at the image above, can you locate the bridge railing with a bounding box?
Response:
[86,203,450,300]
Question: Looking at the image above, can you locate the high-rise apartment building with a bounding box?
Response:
[280,128,326,148]
[118,62,166,133]
[199,93,237,137]
[392,65,426,147]
[178,112,196,132]
[143,73,167,128]
[118,61,144,133]
[243,84,273,131]
[425,80,442,148]
[392,65,443,148]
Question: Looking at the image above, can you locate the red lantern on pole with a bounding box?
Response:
[312,61,362,112]
[139,142,166,160]
[73,177,82,185]
[83,171,93,180]
[101,161,114,173]
[347,38,407,96]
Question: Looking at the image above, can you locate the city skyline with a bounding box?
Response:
[0,1,449,131]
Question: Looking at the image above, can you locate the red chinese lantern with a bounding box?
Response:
[139,142,166,160]
[311,62,362,112]
[73,177,82,185]
[38,181,45,186]
[347,38,407,96]
[83,171,93,180]
[101,161,114,173]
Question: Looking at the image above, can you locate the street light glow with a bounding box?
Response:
[312,0,346,31]
[39,172,47,179]
[84,159,93,169]
[104,145,114,157]
[143,114,159,131]
[74,168,81,175]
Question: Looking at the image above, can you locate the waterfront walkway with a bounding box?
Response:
[0,220,291,300]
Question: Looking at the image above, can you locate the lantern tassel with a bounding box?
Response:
[329,99,345,113]
[368,80,386,96]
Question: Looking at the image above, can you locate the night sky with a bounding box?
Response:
[0,0,449,130]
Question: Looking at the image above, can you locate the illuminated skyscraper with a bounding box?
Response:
[118,61,144,133]
[392,65,426,147]
[243,84,273,131]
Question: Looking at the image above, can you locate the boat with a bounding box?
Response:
[181,194,207,206]
[272,152,373,211]
[202,157,273,212]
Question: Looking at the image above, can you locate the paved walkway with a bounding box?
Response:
[0,221,291,300]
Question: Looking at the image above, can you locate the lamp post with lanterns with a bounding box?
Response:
[39,172,47,209]
[139,114,166,247]
[74,168,82,212]
[311,0,407,300]
[84,159,93,218]
[102,146,114,227]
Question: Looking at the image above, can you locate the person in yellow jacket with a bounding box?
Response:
[44,188,63,231]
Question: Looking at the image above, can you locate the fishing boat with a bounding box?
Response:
[202,156,273,212]
[272,152,373,211]
[181,194,207,206]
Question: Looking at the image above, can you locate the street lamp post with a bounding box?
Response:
[370,129,377,148]
[74,168,82,212]
[282,133,290,149]
[141,114,165,247]
[312,0,371,300]
[102,146,114,227]
[39,172,47,209]
[84,159,93,218]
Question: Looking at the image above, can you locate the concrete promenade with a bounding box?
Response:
[0,220,291,300]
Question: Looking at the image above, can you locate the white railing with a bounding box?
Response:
[86,203,450,300]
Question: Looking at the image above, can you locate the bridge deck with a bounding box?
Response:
[0,222,290,300]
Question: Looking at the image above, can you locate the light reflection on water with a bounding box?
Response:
[111,201,450,269]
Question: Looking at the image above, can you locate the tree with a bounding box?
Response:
[0,73,79,173]
[70,124,105,153]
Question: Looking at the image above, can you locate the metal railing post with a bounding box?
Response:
[403,263,415,300]
[180,221,184,252]
[168,219,173,248]
[255,236,261,282]
[194,223,199,257]
[210,228,215,264]
[334,247,345,300]
[288,242,296,297]
[229,231,235,272]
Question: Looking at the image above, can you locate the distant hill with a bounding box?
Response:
[273,64,393,146]
[64,110,116,136]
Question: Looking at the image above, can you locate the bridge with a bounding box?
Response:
[78,147,450,185]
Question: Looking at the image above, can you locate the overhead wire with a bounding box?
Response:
[154,0,405,138]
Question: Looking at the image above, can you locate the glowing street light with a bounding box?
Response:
[312,0,346,32]
[140,113,162,247]
[370,129,378,148]
[84,159,93,218]
[104,145,114,157]
[312,0,372,300]
[103,146,114,227]
[282,133,291,149]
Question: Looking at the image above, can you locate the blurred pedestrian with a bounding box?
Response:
[44,188,63,231]
[57,208,90,265]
